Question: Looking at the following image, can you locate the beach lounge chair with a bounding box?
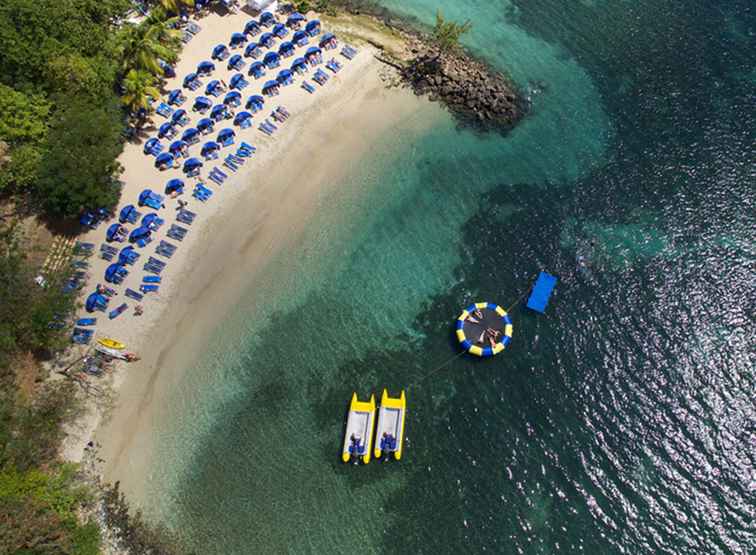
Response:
[143,275,162,284]
[187,21,201,35]
[76,318,97,326]
[144,138,163,156]
[341,44,358,60]
[167,224,188,241]
[140,284,160,294]
[74,242,95,256]
[326,58,342,73]
[125,288,144,301]
[193,183,213,201]
[223,156,239,171]
[177,209,196,225]
[109,303,128,320]
[156,241,177,258]
[208,172,223,185]
[72,328,94,344]
[301,80,316,94]
[182,30,193,44]
[156,102,174,118]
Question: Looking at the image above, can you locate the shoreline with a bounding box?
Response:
[60,7,437,503]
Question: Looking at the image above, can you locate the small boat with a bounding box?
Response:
[374,389,406,461]
[97,337,125,350]
[341,393,376,464]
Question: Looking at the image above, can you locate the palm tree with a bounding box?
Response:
[121,69,161,118]
[160,0,195,16]
[116,19,181,76]
[432,10,472,57]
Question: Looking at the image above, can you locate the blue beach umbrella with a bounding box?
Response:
[143,137,161,154]
[291,57,307,73]
[155,152,174,168]
[197,117,215,132]
[212,44,229,60]
[259,32,274,48]
[183,157,203,173]
[229,73,245,89]
[118,245,137,264]
[169,140,188,155]
[292,30,308,45]
[244,42,260,58]
[171,109,187,124]
[138,189,154,206]
[210,104,227,121]
[158,122,174,138]
[228,54,243,69]
[206,80,222,95]
[168,89,183,104]
[233,111,252,126]
[105,263,125,283]
[197,60,216,75]
[259,11,274,26]
[305,19,321,36]
[319,33,336,48]
[262,80,278,93]
[248,61,265,78]
[223,91,242,106]
[305,46,322,59]
[142,213,161,228]
[129,225,151,242]
[183,72,198,87]
[193,96,213,111]
[244,20,261,36]
[217,128,235,143]
[245,94,265,110]
[165,178,184,195]
[85,292,108,312]
[286,12,305,27]
[276,69,293,85]
[106,223,123,242]
[273,23,288,38]
[278,41,294,56]
[201,141,220,157]
[119,204,138,224]
[181,127,200,143]
[263,51,280,68]
[230,32,247,47]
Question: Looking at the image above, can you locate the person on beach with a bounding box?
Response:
[134,305,143,316]
[177,199,188,210]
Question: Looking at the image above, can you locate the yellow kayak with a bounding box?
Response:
[98,337,125,350]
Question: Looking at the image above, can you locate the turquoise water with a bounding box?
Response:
[145,1,755,553]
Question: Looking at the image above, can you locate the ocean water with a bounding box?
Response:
[144,1,755,553]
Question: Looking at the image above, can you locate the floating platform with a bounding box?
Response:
[526,271,558,314]
[456,302,513,357]
[342,393,376,464]
[374,389,406,461]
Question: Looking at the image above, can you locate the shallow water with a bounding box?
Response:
[144,1,755,553]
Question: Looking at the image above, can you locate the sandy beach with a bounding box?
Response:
[60,7,432,496]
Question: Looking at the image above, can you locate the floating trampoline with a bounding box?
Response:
[455,302,513,357]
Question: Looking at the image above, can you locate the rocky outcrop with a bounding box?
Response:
[399,42,523,132]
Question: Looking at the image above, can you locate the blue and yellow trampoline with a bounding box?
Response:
[455,302,513,357]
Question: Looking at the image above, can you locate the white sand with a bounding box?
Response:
[60,8,433,490]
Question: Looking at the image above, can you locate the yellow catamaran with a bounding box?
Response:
[374,389,406,461]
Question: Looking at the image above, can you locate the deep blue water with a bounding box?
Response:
[145,1,755,553]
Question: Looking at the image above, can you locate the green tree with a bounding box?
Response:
[115,18,181,76]
[432,9,472,56]
[160,0,195,16]
[35,96,123,217]
[121,69,161,115]
[0,85,50,145]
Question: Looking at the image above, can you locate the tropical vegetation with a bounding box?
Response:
[432,9,472,56]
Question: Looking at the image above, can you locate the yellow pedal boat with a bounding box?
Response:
[341,393,376,464]
[97,337,125,350]
[374,389,406,461]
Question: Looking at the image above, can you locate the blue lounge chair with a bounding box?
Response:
[125,288,144,301]
[301,80,316,94]
[109,303,128,320]
[140,284,160,294]
[168,89,186,106]
[156,102,173,118]
[76,318,97,326]
[143,275,162,283]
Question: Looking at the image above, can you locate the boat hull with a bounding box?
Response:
[341,393,376,464]
[374,389,406,461]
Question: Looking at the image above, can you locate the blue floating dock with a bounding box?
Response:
[526,272,558,314]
